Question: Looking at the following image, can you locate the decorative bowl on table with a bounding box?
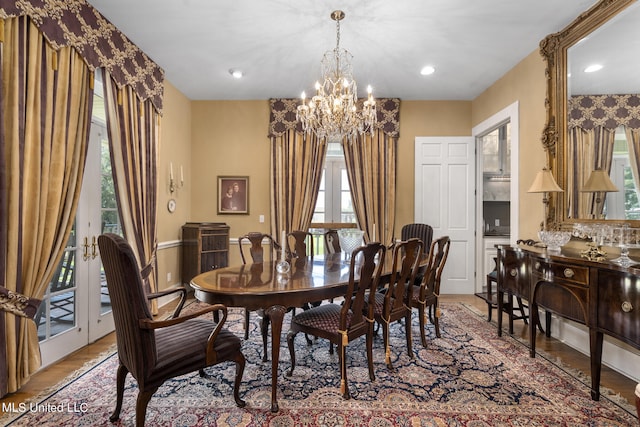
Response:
[538,230,572,251]
[337,229,364,260]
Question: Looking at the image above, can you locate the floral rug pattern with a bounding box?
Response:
[1,302,636,426]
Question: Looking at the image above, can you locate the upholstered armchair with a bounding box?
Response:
[98,233,245,427]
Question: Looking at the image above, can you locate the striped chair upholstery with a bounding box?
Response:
[98,233,246,427]
[401,223,433,255]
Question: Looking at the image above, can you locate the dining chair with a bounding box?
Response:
[288,230,314,258]
[324,229,341,254]
[372,238,423,370]
[238,232,281,358]
[238,232,281,264]
[286,242,387,399]
[400,223,434,287]
[98,233,245,426]
[401,223,433,255]
[411,235,451,348]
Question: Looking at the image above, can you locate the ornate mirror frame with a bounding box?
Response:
[541,0,638,229]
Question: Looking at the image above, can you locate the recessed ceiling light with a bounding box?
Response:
[229,69,244,79]
[420,66,435,76]
[584,64,603,73]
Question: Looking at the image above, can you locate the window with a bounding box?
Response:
[607,126,640,219]
[312,142,356,225]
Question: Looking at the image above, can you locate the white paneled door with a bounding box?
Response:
[415,136,475,294]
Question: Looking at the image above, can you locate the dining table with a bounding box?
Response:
[190,252,395,412]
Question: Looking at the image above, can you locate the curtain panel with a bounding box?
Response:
[269,99,326,241]
[103,70,160,311]
[567,95,639,218]
[268,98,400,246]
[0,16,93,396]
[567,127,616,218]
[0,0,164,397]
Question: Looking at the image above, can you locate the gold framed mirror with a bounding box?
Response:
[542,0,640,228]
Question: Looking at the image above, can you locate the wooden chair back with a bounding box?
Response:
[288,230,314,257]
[324,229,341,254]
[238,232,281,264]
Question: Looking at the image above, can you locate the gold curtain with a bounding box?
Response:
[567,127,616,218]
[0,16,93,394]
[624,127,640,204]
[343,130,397,246]
[103,70,160,311]
[268,98,400,245]
[270,130,326,241]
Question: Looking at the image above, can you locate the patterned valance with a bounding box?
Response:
[0,0,164,112]
[269,98,401,138]
[568,94,640,130]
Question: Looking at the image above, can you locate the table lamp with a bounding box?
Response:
[528,168,563,230]
[580,169,618,218]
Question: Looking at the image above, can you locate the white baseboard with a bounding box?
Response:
[546,312,640,383]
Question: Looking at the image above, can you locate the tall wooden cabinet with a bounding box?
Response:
[182,222,229,284]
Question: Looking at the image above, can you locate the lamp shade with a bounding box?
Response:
[581,169,619,192]
[528,169,563,193]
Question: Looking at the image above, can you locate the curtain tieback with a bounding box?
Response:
[140,254,157,280]
[0,286,41,319]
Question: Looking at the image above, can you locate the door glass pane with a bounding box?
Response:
[100,135,119,314]
[36,228,77,341]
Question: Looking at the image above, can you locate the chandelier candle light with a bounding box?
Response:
[297,10,376,140]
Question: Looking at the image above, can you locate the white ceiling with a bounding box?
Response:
[86,0,600,101]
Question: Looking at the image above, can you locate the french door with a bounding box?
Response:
[36,97,117,366]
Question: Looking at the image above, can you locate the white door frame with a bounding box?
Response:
[472,101,520,293]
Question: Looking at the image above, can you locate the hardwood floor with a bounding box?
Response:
[1,295,638,413]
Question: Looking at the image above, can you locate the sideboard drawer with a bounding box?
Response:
[596,270,640,347]
[531,258,589,287]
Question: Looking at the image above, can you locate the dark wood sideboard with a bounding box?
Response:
[496,244,640,401]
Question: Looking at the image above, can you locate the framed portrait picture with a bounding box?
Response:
[218,176,249,214]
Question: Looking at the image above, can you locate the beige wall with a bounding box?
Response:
[396,101,472,232]
[156,48,549,281]
[156,81,192,289]
[471,49,548,239]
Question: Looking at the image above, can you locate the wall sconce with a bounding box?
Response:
[580,168,618,206]
[169,162,184,194]
[528,168,563,230]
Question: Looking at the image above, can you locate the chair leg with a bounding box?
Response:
[405,312,414,359]
[338,344,351,400]
[286,331,297,377]
[135,387,157,427]
[433,306,441,339]
[244,309,250,340]
[418,305,428,348]
[233,352,247,407]
[486,302,493,322]
[261,316,270,362]
[367,323,375,381]
[516,297,528,324]
[382,320,393,371]
[110,363,128,422]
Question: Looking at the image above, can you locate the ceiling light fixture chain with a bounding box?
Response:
[297,10,376,141]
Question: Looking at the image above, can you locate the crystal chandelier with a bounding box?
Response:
[297,10,376,141]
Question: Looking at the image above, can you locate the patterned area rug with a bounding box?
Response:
[1,302,636,426]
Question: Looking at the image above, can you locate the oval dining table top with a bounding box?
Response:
[190,252,394,310]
